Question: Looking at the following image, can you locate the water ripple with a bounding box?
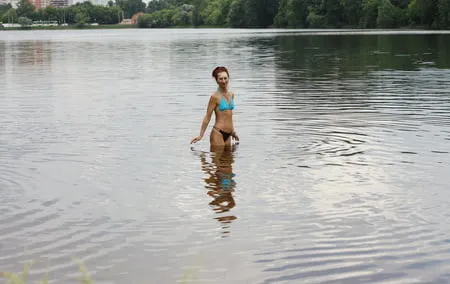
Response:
[1,29,450,284]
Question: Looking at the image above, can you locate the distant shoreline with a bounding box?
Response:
[2,24,450,33]
[0,24,139,30]
[0,24,228,30]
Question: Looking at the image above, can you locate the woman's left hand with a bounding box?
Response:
[190,135,202,144]
[232,131,239,141]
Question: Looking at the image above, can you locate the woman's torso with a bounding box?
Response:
[213,92,234,132]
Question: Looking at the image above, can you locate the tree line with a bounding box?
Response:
[1,0,450,29]
[1,0,122,26]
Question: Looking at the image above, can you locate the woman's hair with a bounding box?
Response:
[212,66,229,80]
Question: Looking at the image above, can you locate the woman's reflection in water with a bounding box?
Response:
[192,144,238,237]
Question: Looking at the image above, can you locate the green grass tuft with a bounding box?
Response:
[2,259,92,284]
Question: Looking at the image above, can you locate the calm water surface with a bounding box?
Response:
[1,29,450,283]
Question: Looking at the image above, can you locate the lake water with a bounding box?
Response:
[1,29,450,283]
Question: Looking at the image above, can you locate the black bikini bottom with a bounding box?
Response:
[214,127,232,142]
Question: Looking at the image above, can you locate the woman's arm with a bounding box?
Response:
[191,95,216,144]
[199,96,216,136]
[231,92,239,141]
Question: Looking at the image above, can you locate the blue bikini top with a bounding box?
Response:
[218,94,235,111]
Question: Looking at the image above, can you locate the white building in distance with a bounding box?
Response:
[70,0,109,5]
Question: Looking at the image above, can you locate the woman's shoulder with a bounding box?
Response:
[211,91,219,97]
[209,92,220,103]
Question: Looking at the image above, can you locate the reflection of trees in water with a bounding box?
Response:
[244,34,450,83]
[272,34,450,78]
[243,34,450,110]
[192,146,238,237]
[236,33,450,143]
[11,41,52,66]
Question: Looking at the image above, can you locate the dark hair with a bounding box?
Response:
[212,66,229,80]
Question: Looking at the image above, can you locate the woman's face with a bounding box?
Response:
[216,71,229,89]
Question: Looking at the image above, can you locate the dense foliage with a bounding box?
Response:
[1,0,450,29]
[137,0,450,28]
[1,1,121,25]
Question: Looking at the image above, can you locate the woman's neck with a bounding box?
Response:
[218,87,228,94]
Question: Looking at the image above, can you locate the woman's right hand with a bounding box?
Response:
[190,136,202,144]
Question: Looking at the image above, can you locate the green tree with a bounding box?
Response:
[360,0,380,28]
[137,12,150,27]
[139,8,176,27]
[76,11,89,27]
[42,6,60,22]
[340,0,362,26]
[437,0,450,27]
[321,0,343,27]
[275,0,305,28]
[243,0,277,27]
[18,16,32,27]
[391,0,411,8]
[274,0,288,27]
[261,0,279,27]
[116,0,145,18]
[226,0,245,27]
[306,0,322,13]
[201,0,232,25]
[306,11,325,27]
[286,0,309,27]
[408,0,438,27]
[1,8,17,23]
[171,4,194,25]
[0,3,12,17]
[146,0,168,13]
[65,6,80,23]
[377,0,397,28]
[16,0,35,18]
[191,0,206,25]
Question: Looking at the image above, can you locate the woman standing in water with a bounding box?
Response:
[190,66,239,149]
